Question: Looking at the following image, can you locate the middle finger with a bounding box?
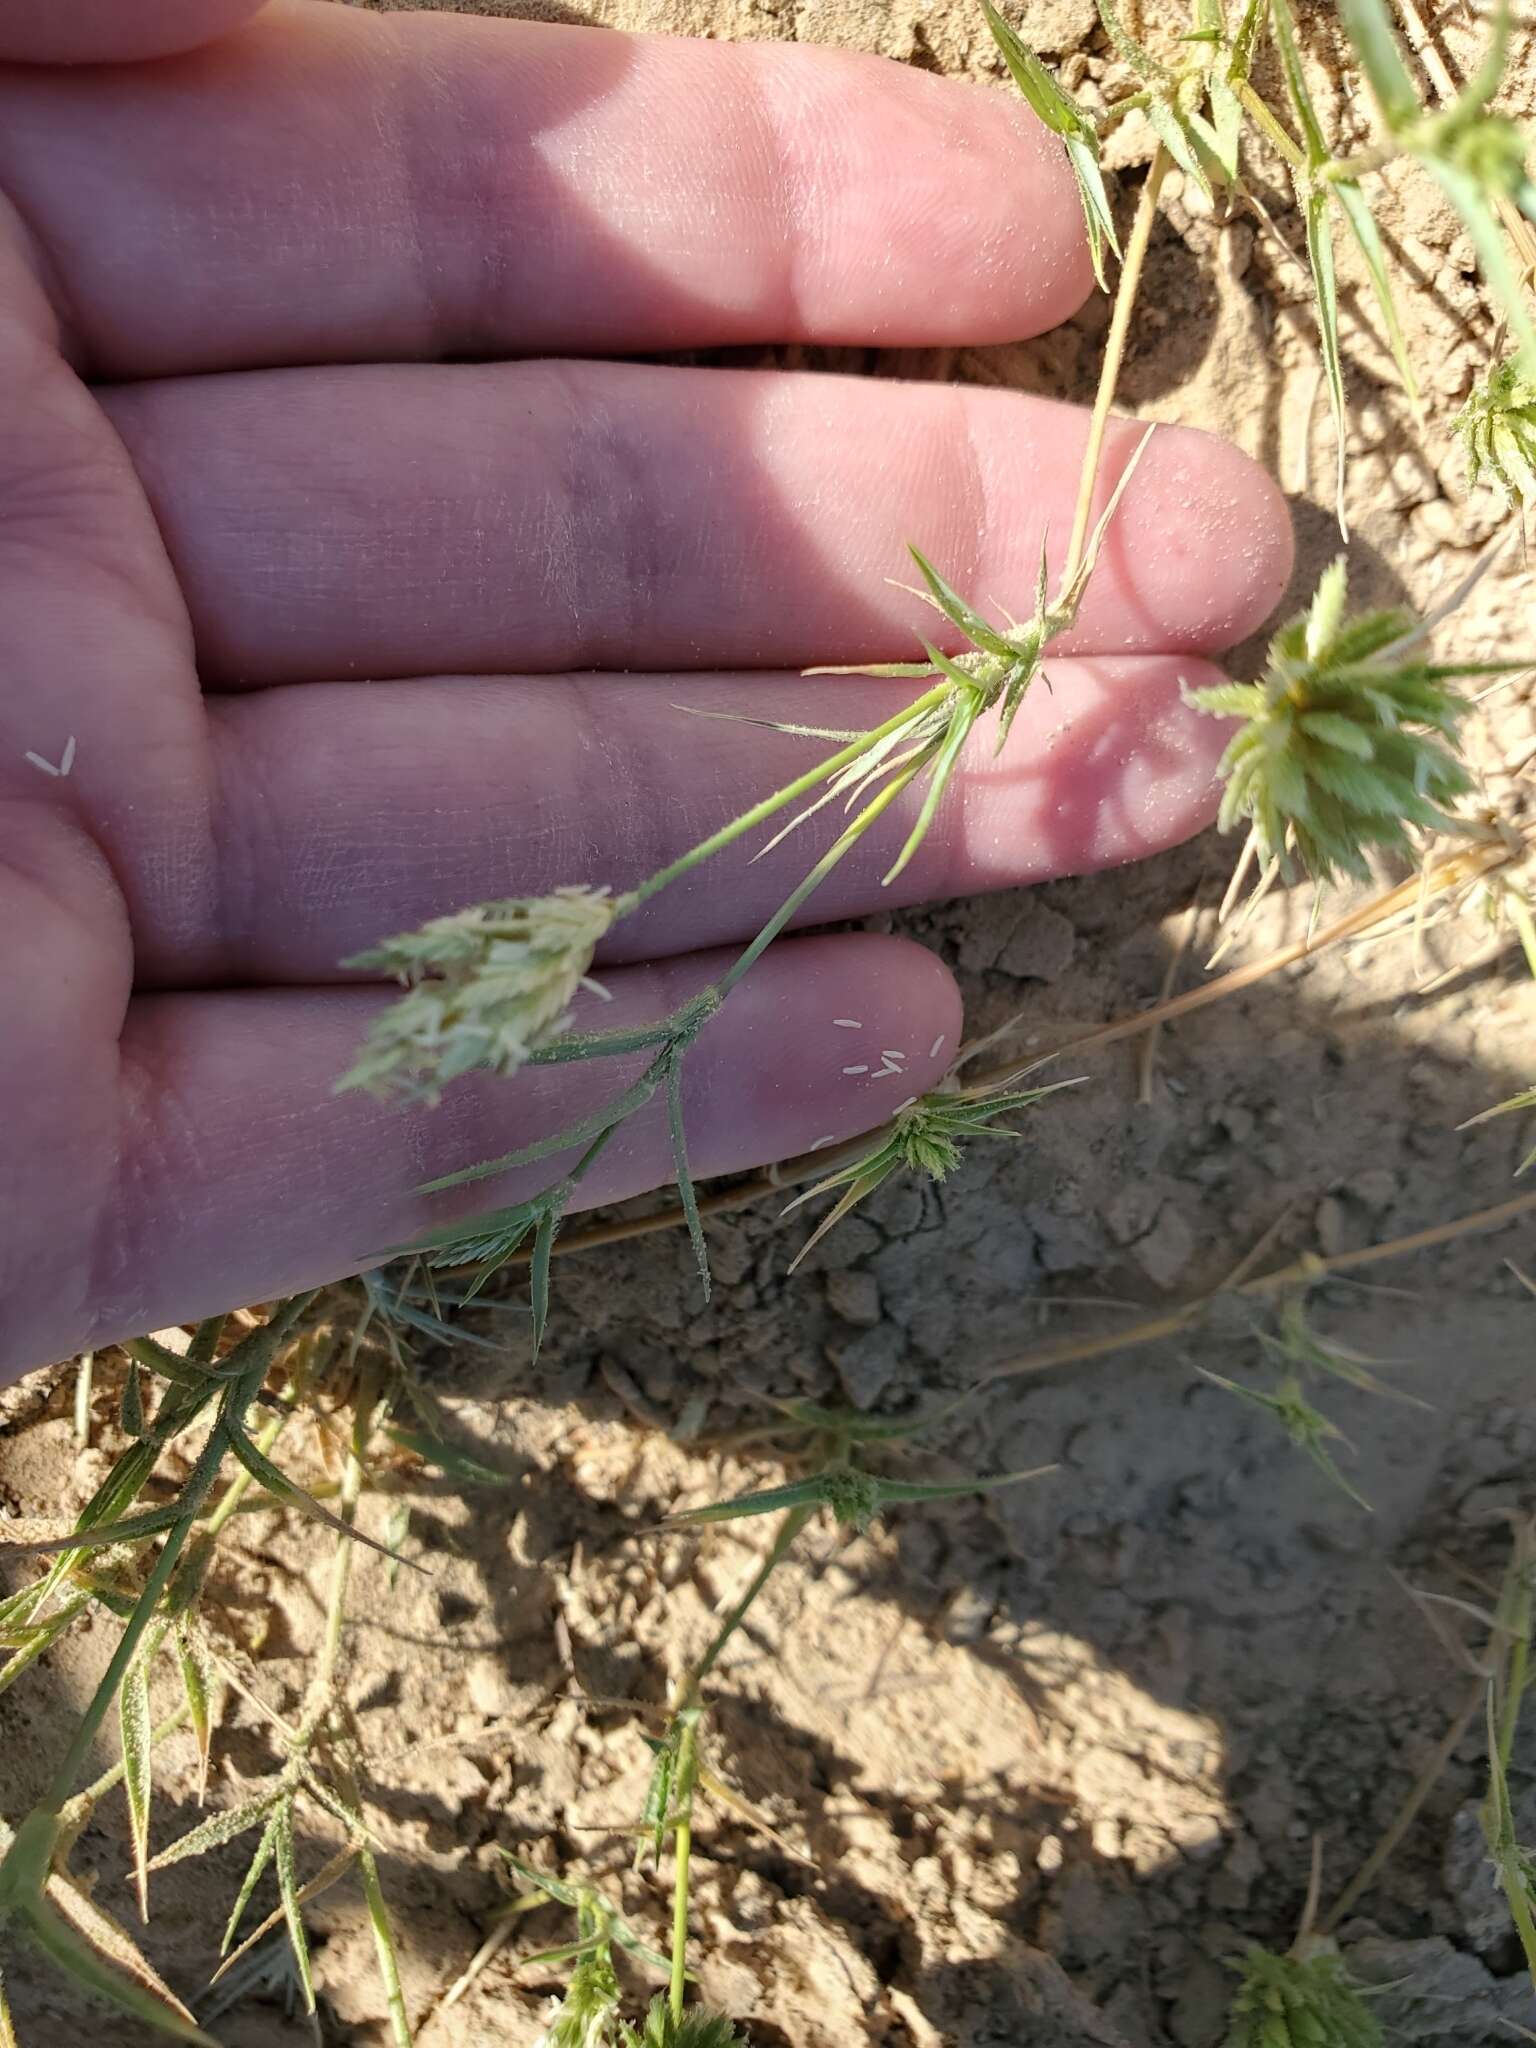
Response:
[103,362,1291,689]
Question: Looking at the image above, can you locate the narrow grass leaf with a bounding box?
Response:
[764,1394,973,1440]
[500,1854,584,1910]
[1337,0,1424,131]
[356,1843,414,2048]
[1270,0,1327,162]
[1427,159,1536,366]
[124,1338,224,1393]
[1461,1083,1536,1170]
[120,1362,146,1439]
[224,1425,416,1569]
[22,1897,217,2046]
[274,1799,315,2013]
[1095,0,1170,81]
[1065,136,1117,288]
[150,1790,282,1875]
[529,1203,559,1356]
[640,1736,676,1865]
[515,1932,608,1973]
[187,1316,228,1363]
[1302,185,1349,536]
[221,1809,281,1952]
[664,1477,840,1527]
[869,1467,1055,1508]
[608,1920,677,1976]
[883,695,980,886]
[1332,179,1418,402]
[0,1503,185,1559]
[981,3,1122,282]
[415,1065,662,1195]
[383,1426,518,1485]
[906,545,1017,657]
[786,1169,892,1274]
[1146,95,1214,202]
[665,1049,711,1301]
[120,1656,154,1919]
[213,1840,358,1990]
[0,1594,91,1700]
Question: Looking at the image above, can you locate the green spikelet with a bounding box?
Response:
[1224,1945,1383,2048]
[623,1998,748,2048]
[1189,558,1506,885]
[1456,356,1536,506]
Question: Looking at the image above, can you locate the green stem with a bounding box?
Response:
[1235,81,1307,170]
[681,1507,815,1706]
[668,1716,699,2025]
[1098,89,1152,129]
[714,750,931,999]
[73,1355,94,1448]
[619,688,948,913]
[1496,1556,1533,1775]
[1063,144,1172,586]
[358,1842,413,2047]
[1323,1675,1486,1931]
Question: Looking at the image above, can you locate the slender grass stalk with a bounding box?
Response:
[667,1715,699,2026]
[1064,144,1172,584]
[1323,1675,1488,1930]
[678,1506,817,1707]
[618,689,949,915]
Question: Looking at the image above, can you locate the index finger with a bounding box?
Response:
[0,0,1094,379]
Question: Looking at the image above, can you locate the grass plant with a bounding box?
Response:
[7,0,1536,2037]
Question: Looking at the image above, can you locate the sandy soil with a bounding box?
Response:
[5,0,1536,2043]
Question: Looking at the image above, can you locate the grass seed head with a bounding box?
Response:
[1224,1943,1383,2048]
[1456,356,1536,505]
[338,888,616,1103]
[822,1469,885,1531]
[623,1998,747,2047]
[1190,558,1477,886]
[534,1946,623,2048]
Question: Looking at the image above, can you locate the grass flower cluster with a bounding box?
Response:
[1189,558,1504,886]
[340,887,618,1103]
[1457,354,1536,505]
[1223,1943,1382,2048]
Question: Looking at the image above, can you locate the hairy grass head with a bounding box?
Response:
[1457,355,1536,505]
[338,887,617,1103]
[1190,558,1489,887]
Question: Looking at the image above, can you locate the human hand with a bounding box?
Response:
[0,0,1290,1376]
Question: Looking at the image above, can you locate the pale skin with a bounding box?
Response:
[0,0,1292,1376]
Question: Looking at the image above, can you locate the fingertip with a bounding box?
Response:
[1086,420,1295,654]
[690,932,962,1172]
[753,42,1096,345]
[923,90,1098,342]
[954,653,1231,888]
